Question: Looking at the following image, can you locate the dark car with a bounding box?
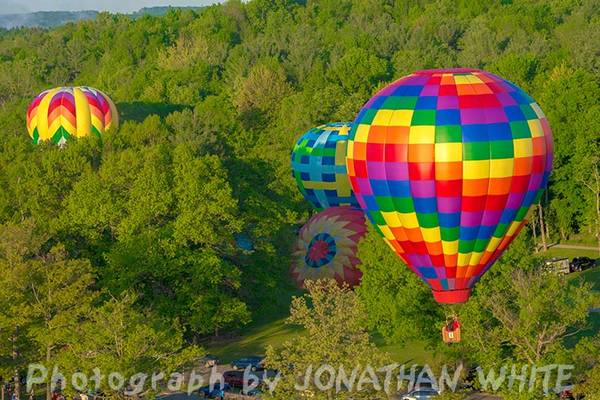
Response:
[401,387,440,400]
[198,382,230,399]
[570,257,596,272]
[224,369,265,388]
[243,388,263,397]
[231,356,264,371]
[223,370,245,387]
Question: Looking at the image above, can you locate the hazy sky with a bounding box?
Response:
[1,0,221,14]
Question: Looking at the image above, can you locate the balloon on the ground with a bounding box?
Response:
[27,86,119,145]
[291,122,359,210]
[346,68,553,304]
[290,206,366,288]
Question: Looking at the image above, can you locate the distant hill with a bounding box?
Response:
[0,11,99,29]
[130,6,203,18]
[0,6,204,30]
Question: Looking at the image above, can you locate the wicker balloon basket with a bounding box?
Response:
[442,318,461,343]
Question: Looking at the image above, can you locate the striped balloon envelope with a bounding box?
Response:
[26,86,119,145]
[291,123,359,210]
[290,206,366,289]
[346,68,553,304]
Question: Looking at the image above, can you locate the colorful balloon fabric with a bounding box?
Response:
[290,206,366,288]
[27,86,119,145]
[346,68,553,304]
[291,123,359,210]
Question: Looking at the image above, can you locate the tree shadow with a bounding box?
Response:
[117,101,189,123]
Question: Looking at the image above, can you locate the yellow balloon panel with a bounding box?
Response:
[26,86,118,145]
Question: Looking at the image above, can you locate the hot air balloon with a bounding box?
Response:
[291,123,359,210]
[290,206,366,289]
[346,68,553,304]
[27,86,119,145]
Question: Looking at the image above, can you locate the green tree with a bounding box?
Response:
[172,146,241,248]
[265,279,390,400]
[327,47,390,95]
[24,245,97,400]
[0,221,40,400]
[461,269,595,365]
[232,61,292,125]
[569,336,600,398]
[55,294,202,400]
[572,106,600,255]
[356,227,444,346]
[448,234,599,398]
[529,65,600,243]
[0,221,97,400]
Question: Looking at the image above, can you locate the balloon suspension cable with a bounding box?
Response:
[443,304,463,327]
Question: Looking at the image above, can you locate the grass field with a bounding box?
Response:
[560,233,599,247]
[540,247,600,260]
[202,318,301,362]
[202,317,435,365]
[564,267,600,347]
[569,267,600,292]
[373,336,435,365]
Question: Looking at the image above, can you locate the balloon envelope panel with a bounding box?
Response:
[26,86,118,145]
[346,69,553,303]
[291,123,359,210]
[291,206,367,289]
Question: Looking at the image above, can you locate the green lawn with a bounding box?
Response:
[569,267,600,292]
[560,233,599,247]
[202,318,302,362]
[374,336,435,365]
[202,317,434,364]
[539,247,599,260]
[564,308,600,347]
[564,267,600,346]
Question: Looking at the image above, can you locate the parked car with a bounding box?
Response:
[555,382,585,399]
[198,382,230,399]
[243,388,263,397]
[224,369,266,388]
[570,257,596,272]
[223,370,246,387]
[200,354,219,368]
[401,388,440,400]
[231,356,265,371]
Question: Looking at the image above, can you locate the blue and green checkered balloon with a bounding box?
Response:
[291,123,359,210]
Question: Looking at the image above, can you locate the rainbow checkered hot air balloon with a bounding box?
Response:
[291,123,359,210]
[291,206,366,289]
[346,68,553,304]
[27,86,119,145]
